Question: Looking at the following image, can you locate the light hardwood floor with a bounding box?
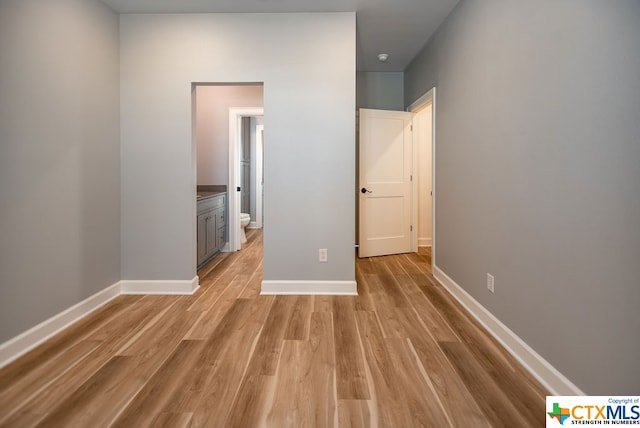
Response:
[0,230,547,427]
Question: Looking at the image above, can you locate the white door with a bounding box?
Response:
[359,108,413,258]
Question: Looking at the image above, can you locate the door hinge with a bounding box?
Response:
[410,225,413,232]
[410,174,413,182]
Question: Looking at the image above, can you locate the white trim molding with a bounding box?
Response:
[407,89,435,113]
[0,275,201,368]
[0,281,121,368]
[121,276,200,295]
[433,265,585,396]
[261,280,357,295]
[418,238,433,247]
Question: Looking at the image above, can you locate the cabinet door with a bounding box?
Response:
[206,213,217,256]
[197,213,207,265]
[216,226,225,251]
[216,205,225,228]
[211,206,223,252]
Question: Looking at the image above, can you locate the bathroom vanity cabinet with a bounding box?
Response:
[197,193,226,267]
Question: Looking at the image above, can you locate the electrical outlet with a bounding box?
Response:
[487,273,495,293]
[319,249,328,263]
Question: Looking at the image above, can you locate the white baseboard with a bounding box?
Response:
[121,276,200,295]
[247,222,261,229]
[0,281,121,369]
[432,265,584,396]
[418,237,432,247]
[0,275,201,368]
[261,280,357,295]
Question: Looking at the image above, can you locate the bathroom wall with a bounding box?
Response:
[0,0,120,342]
[404,0,640,394]
[120,13,356,284]
[195,85,264,185]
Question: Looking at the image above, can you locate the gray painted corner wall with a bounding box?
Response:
[120,13,356,282]
[357,71,404,111]
[0,0,120,342]
[405,0,640,394]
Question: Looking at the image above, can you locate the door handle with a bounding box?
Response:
[361,187,372,194]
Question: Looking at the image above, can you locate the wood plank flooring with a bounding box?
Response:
[0,230,547,427]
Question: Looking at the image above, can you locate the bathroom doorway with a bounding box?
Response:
[229,108,264,252]
[193,83,264,273]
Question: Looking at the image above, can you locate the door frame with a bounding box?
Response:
[228,107,264,252]
[408,87,436,267]
[253,124,264,229]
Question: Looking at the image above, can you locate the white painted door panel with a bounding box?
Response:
[359,108,413,258]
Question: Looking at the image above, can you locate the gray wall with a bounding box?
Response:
[0,0,121,342]
[405,0,640,394]
[120,13,356,282]
[195,85,264,186]
[357,71,404,110]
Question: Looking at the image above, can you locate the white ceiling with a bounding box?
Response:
[100,0,459,72]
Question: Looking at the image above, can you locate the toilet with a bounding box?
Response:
[240,213,251,244]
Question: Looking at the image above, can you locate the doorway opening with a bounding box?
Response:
[357,87,435,268]
[193,83,264,275]
[408,87,436,268]
[229,107,264,252]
